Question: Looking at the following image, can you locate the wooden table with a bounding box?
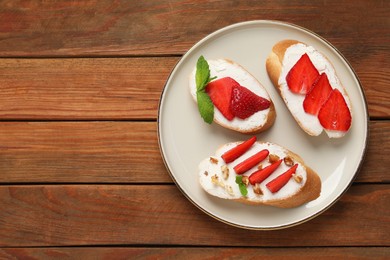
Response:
[0,1,389,259]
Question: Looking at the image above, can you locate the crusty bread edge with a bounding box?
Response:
[191,59,276,135]
[203,141,322,208]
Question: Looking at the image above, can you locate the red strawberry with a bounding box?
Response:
[221,136,257,163]
[266,164,298,193]
[318,89,352,132]
[234,149,269,175]
[249,159,282,185]
[303,73,333,115]
[206,77,238,120]
[230,85,271,119]
[286,53,320,94]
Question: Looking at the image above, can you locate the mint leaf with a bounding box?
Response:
[195,56,216,124]
[235,175,243,184]
[196,56,211,91]
[207,75,217,85]
[235,176,248,196]
[197,91,214,124]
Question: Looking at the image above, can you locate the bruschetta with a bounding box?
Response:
[266,40,352,138]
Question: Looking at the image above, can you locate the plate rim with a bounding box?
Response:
[157,20,370,230]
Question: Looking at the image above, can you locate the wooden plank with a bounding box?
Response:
[0,58,388,120]
[359,121,390,183]
[0,0,388,57]
[1,247,389,259]
[0,122,170,183]
[0,121,388,184]
[0,184,388,247]
[0,58,177,120]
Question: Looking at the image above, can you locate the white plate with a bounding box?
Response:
[158,20,369,230]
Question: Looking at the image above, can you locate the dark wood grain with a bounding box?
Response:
[0,58,388,120]
[0,185,388,247]
[0,0,388,58]
[1,247,389,259]
[0,121,387,184]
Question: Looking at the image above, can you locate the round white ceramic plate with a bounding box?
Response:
[158,20,369,230]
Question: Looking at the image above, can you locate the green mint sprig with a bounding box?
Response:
[195,56,216,124]
[235,175,248,197]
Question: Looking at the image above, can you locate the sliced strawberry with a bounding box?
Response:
[234,149,269,175]
[266,164,298,193]
[221,136,257,163]
[286,53,320,94]
[205,77,238,120]
[230,85,271,119]
[303,73,333,115]
[318,89,352,132]
[249,159,282,185]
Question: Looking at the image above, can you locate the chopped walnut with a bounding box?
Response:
[211,174,225,188]
[253,183,263,195]
[225,185,234,196]
[209,157,218,164]
[221,165,229,180]
[204,171,208,176]
[293,174,303,183]
[284,156,294,166]
[211,174,233,195]
[242,176,250,186]
[269,154,280,163]
[257,164,263,170]
[211,174,219,184]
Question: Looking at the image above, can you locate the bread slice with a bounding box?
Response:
[189,59,276,134]
[199,140,321,208]
[266,40,352,138]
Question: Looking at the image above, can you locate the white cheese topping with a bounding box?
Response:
[189,59,271,131]
[278,43,351,137]
[199,142,307,202]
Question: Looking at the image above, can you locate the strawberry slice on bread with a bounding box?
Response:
[303,73,333,115]
[205,77,237,121]
[266,164,298,193]
[221,136,256,163]
[230,85,271,119]
[286,53,319,94]
[318,89,352,132]
[190,58,276,134]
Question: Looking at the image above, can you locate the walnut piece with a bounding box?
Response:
[284,156,294,166]
[257,164,263,170]
[211,174,225,188]
[211,174,219,184]
[253,183,263,195]
[225,185,234,196]
[209,157,218,164]
[242,176,250,186]
[293,174,303,183]
[269,154,280,163]
[211,174,233,195]
[203,171,208,176]
[221,165,229,180]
